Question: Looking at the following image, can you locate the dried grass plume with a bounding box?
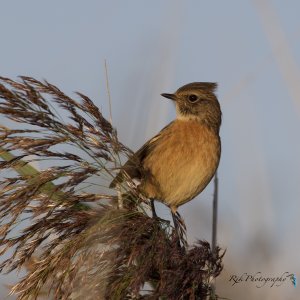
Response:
[0,76,224,299]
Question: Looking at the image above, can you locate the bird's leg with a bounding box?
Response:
[150,200,171,225]
[150,198,157,218]
[171,211,182,249]
[171,206,187,250]
[171,211,180,235]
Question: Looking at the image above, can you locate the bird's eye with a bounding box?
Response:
[188,94,199,103]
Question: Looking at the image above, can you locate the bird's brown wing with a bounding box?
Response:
[109,121,173,188]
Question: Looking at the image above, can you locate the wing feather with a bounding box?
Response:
[109,122,173,188]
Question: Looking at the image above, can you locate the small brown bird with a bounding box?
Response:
[110,82,221,223]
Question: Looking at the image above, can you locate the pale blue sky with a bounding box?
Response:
[1,1,300,299]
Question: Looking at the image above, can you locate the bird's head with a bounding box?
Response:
[161,82,222,131]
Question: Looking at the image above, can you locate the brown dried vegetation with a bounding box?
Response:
[0,77,224,299]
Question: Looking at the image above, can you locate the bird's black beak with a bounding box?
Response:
[161,93,177,101]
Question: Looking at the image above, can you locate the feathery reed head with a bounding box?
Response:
[0,76,224,299]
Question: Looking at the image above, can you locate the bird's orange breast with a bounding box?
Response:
[142,120,221,208]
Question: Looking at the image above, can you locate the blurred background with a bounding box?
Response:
[0,0,299,299]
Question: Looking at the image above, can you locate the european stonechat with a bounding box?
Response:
[110,82,221,222]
